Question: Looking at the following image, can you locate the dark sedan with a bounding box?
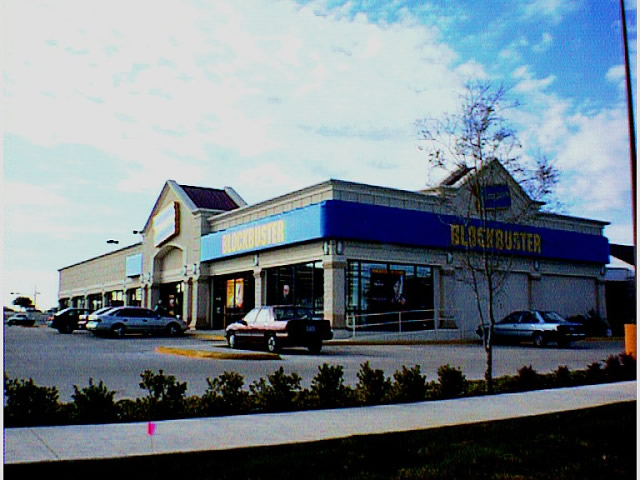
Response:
[226,305,333,353]
[477,310,586,347]
[48,307,92,334]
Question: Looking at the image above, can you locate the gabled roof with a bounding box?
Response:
[179,185,240,211]
[141,181,246,233]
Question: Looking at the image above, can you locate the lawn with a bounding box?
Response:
[7,401,636,479]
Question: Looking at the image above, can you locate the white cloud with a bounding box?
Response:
[532,32,553,53]
[521,0,579,24]
[606,64,626,90]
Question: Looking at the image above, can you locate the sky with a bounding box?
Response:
[2,0,637,310]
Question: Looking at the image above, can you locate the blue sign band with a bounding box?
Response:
[200,200,609,264]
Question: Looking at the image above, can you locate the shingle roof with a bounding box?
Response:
[179,185,239,211]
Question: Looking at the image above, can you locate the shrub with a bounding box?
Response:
[355,361,391,405]
[513,365,542,392]
[71,378,118,424]
[138,369,188,419]
[389,365,428,403]
[585,362,604,384]
[202,371,249,415]
[552,365,572,388]
[618,353,637,381]
[436,364,468,399]
[308,363,353,409]
[4,376,63,427]
[250,367,302,412]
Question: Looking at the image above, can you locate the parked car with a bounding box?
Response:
[476,310,586,347]
[48,307,93,334]
[77,306,116,329]
[85,306,188,337]
[225,305,333,353]
[5,313,36,327]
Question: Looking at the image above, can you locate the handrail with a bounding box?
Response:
[346,309,461,339]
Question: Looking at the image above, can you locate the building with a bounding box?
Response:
[58,162,610,337]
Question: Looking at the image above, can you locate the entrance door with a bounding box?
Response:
[212,273,255,329]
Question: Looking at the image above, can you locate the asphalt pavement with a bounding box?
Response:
[4,381,636,465]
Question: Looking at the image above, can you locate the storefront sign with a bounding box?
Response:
[125,253,143,277]
[478,184,511,209]
[450,224,542,254]
[201,200,609,264]
[221,219,285,255]
[154,202,180,247]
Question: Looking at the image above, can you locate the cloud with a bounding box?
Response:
[532,32,553,53]
[521,0,580,24]
[606,64,626,90]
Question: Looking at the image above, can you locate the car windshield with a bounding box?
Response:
[540,311,567,324]
[273,307,314,320]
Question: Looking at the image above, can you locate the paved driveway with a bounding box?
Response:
[3,325,625,401]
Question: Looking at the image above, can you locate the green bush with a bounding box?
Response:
[138,369,189,420]
[389,365,428,403]
[552,365,572,388]
[202,371,249,415]
[249,367,302,412]
[355,361,391,405]
[71,378,118,424]
[436,364,468,398]
[512,365,543,392]
[308,363,353,409]
[4,376,64,427]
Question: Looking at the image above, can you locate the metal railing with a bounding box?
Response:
[345,309,463,339]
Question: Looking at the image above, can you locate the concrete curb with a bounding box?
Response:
[155,346,281,361]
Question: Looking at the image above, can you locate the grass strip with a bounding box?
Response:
[7,401,636,479]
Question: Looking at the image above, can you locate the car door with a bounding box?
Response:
[235,308,260,344]
[494,312,520,339]
[117,308,140,332]
[252,307,273,343]
[136,308,160,333]
[517,311,539,338]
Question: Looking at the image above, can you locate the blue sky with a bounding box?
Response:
[2,0,636,309]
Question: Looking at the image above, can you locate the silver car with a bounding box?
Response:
[477,310,586,347]
[86,306,188,338]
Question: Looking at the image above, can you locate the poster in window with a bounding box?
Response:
[369,269,406,311]
[226,280,235,308]
[235,279,244,309]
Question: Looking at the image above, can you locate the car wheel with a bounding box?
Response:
[111,324,126,338]
[227,332,237,349]
[533,332,546,347]
[307,341,322,354]
[58,324,74,334]
[266,334,278,353]
[166,323,181,337]
[557,337,571,348]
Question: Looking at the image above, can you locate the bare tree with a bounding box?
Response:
[417,81,558,392]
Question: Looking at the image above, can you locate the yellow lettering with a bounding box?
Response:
[505,231,513,251]
[496,230,503,250]
[460,226,468,247]
[451,225,460,246]
[468,226,477,248]
[534,234,541,254]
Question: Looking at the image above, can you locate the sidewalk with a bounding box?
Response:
[4,381,636,465]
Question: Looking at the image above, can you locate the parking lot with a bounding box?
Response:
[3,324,626,402]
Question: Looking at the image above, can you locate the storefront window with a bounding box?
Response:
[265,261,324,314]
[347,261,434,318]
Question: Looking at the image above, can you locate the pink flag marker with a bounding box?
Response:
[147,422,157,436]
